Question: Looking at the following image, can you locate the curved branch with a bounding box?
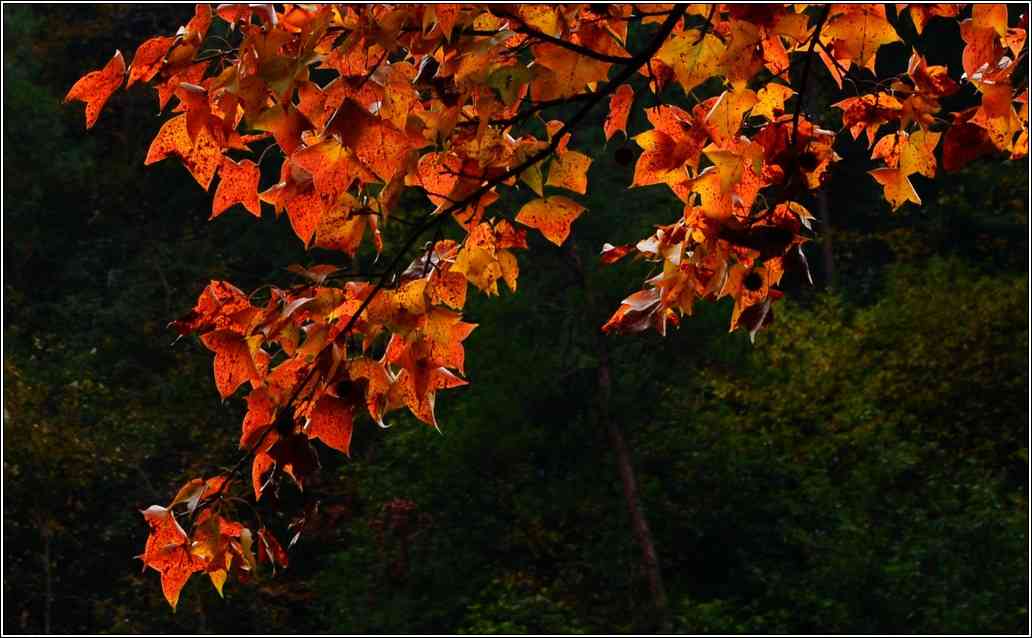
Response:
[205,5,690,509]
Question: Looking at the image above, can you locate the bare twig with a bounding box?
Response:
[791,5,832,146]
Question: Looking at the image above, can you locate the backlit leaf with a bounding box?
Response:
[515,196,586,246]
[212,158,262,219]
[64,50,125,129]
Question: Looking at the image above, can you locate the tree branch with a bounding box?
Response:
[202,5,689,513]
[791,5,832,146]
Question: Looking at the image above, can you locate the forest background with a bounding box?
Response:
[2,5,1028,634]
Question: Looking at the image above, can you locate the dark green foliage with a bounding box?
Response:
[655,260,1028,634]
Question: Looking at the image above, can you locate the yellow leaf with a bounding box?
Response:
[546,151,592,195]
[515,196,586,246]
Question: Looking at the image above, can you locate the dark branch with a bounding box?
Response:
[791,5,832,146]
[204,5,690,509]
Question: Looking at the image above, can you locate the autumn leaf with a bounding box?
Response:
[604,84,635,141]
[139,505,205,610]
[515,196,586,246]
[64,50,125,129]
[257,528,290,570]
[252,105,310,155]
[292,138,378,199]
[200,330,264,399]
[452,236,504,295]
[833,93,903,146]
[868,129,941,210]
[325,99,421,183]
[900,3,960,35]
[170,280,256,336]
[868,167,921,210]
[145,114,224,190]
[704,89,758,147]
[871,129,941,178]
[308,394,354,455]
[252,453,275,501]
[284,188,329,247]
[943,108,998,171]
[752,83,795,121]
[600,243,635,265]
[314,197,371,256]
[546,151,593,195]
[66,4,1030,607]
[822,4,901,73]
[127,36,175,87]
[654,30,725,95]
[212,158,262,219]
[531,42,612,101]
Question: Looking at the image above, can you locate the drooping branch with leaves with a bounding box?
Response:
[66,3,1027,611]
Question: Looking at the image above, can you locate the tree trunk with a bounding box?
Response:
[565,243,671,633]
[595,335,672,632]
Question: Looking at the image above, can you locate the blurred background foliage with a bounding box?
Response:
[3,5,1027,634]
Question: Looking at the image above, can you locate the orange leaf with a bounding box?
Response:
[65,50,125,129]
[871,129,941,178]
[531,42,612,101]
[292,138,377,199]
[546,151,592,195]
[252,105,310,155]
[144,114,224,190]
[285,188,328,247]
[314,197,370,256]
[139,506,204,610]
[515,196,586,246]
[704,88,758,147]
[200,330,262,399]
[257,528,290,569]
[833,93,903,146]
[212,158,262,219]
[901,3,960,35]
[326,99,420,183]
[240,387,278,452]
[604,83,635,141]
[128,36,175,87]
[308,394,354,454]
[752,83,795,121]
[942,110,997,172]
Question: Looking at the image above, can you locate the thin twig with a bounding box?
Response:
[791,5,832,146]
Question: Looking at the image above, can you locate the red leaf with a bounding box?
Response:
[65,50,125,129]
[200,330,262,399]
[308,394,355,455]
[212,158,262,219]
[128,36,175,87]
[600,243,634,265]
